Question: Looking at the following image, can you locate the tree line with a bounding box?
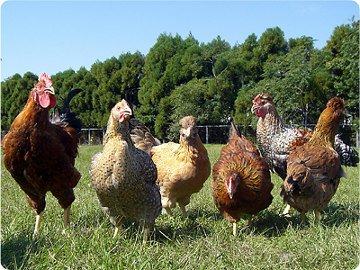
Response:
[2,20,358,140]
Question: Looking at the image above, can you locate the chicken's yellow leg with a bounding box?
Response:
[33,214,41,239]
[232,223,237,236]
[113,226,121,238]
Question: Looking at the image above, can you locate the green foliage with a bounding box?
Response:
[1,22,359,137]
[324,19,359,117]
[1,72,38,130]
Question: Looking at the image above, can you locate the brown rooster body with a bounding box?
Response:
[90,100,161,241]
[212,123,273,235]
[2,73,82,237]
[151,116,211,216]
[281,97,345,222]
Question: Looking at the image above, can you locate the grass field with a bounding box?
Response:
[1,144,359,269]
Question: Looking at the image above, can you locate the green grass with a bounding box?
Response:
[1,145,359,269]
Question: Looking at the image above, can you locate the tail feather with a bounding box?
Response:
[335,134,359,166]
[51,88,83,134]
[229,120,240,140]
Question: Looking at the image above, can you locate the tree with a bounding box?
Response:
[1,72,38,130]
[325,19,359,117]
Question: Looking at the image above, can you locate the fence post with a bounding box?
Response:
[205,126,209,144]
[88,129,91,145]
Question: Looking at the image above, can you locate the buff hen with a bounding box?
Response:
[90,100,161,241]
[281,97,345,223]
[212,122,273,236]
[151,116,211,216]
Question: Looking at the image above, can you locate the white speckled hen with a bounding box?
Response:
[90,100,161,241]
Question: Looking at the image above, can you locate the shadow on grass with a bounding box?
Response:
[1,231,41,269]
[250,202,359,237]
[152,209,223,243]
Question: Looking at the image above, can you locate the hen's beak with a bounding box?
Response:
[251,105,258,114]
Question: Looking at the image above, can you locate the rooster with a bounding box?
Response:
[212,122,273,236]
[90,100,161,241]
[151,116,211,217]
[280,97,345,223]
[2,73,82,237]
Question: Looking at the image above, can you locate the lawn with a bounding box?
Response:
[1,144,359,269]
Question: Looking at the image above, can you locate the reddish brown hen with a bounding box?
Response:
[281,97,345,223]
[212,122,273,236]
[2,73,82,237]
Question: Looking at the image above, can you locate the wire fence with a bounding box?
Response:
[1,124,358,147]
[78,124,359,147]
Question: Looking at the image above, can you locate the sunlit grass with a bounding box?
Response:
[1,145,359,269]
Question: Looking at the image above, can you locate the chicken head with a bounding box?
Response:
[33,72,56,109]
[179,115,198,141]
[111,99,133,123]
[251,93,275,119]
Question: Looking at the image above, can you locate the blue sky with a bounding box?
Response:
[1,1,359,80]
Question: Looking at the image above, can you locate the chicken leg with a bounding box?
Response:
[314,210,321,223]
[163,207,173,216]
[232,223,237,236]
[113,226,121,238]
[179,204,188,217]
[281,204,291,217]
[33,214,41,238]
[62,206,71,234]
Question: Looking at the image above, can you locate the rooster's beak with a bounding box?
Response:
[45,86,55,95]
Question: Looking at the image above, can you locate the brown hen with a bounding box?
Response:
[151,116,211,216]
[281,97,345,223]
[2,73,82,237]
[212,122,273,235]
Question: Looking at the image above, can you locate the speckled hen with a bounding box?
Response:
[90,100,161,241]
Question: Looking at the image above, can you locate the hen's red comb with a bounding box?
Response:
[252,93,263,105]
[38,72,52,88]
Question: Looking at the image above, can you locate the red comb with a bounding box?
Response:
[38,72,52,88]
[252,93,262,104]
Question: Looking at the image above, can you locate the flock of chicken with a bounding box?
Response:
[2,73,358,241]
